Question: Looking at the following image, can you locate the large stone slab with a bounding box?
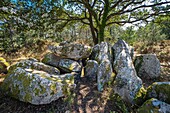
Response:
[48,43,92,60]
[146,82,170,104]
[9,59,60,75]
[137,98,170,113]
[1,67,75,105]
[42,53,82,73]
[112,39,143,104]
[134,54,161,79]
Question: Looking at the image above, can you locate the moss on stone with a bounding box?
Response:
[24,93,32,102]
[134,86,147,106]
[146,82,170,104]
[137,98,160,113]
[0,57,9,67]
[35,88,40,96]
[39,85,46,94]
[50,83,57,93]
[42,53,51,64]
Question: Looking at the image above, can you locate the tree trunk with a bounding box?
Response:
[98,25,105,43]
[89,14,98,45]
[97,0,109,44]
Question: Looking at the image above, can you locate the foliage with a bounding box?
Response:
[60,0,170,44]
[0,0,170,53]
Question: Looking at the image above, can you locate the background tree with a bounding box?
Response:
[56,0,170,44]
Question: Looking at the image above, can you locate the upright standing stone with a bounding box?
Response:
[90,42,114,91]
[112,39,143,104]
[97,60,113,91]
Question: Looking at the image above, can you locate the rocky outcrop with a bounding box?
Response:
[134,54,161,79]
[48,43,92,60]
[42,53,82,73]
[1,67,75,105]
[112,39,143,104]
[137,98,170,113]
[0,57,9,74]
[84,60,98,81]
[146,82,170,104]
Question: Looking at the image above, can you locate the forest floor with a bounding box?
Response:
[0,40,170,113]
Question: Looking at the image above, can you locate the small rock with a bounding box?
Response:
[84,60,98,81]
[134,54,161,79]
[146,82,170,104]
[137,98,170,113]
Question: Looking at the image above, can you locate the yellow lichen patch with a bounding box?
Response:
[50,83,57,94]
[134,86,147,106]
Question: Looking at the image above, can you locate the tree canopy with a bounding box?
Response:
[0,0,170,51]
[57,0,170,44]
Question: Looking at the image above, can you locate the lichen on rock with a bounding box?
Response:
[146,82,170,104]
[48,43,92,60]
[0,57,9,73]
[112,39,143,104]
[137,98,170,113]
[134,54,161,79]
[1,67,75,105]
[9,59,60,75]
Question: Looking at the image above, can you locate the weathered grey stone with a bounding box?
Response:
[146,82,170,104]
[1,67,75,105]
[48,43,92,60]
[57,59,82,73]
[137,98,170,113]
[112,39,143,104]
[90,42,114,91]
[0,57,9,73]
[134,54,161,79]
[42,53,61,67]
[85,60,98,81]
[42,53,82,73]
[90,42,112,63]
[129,46,134,59]
[9,59,60,75]
[97,59,113,91]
